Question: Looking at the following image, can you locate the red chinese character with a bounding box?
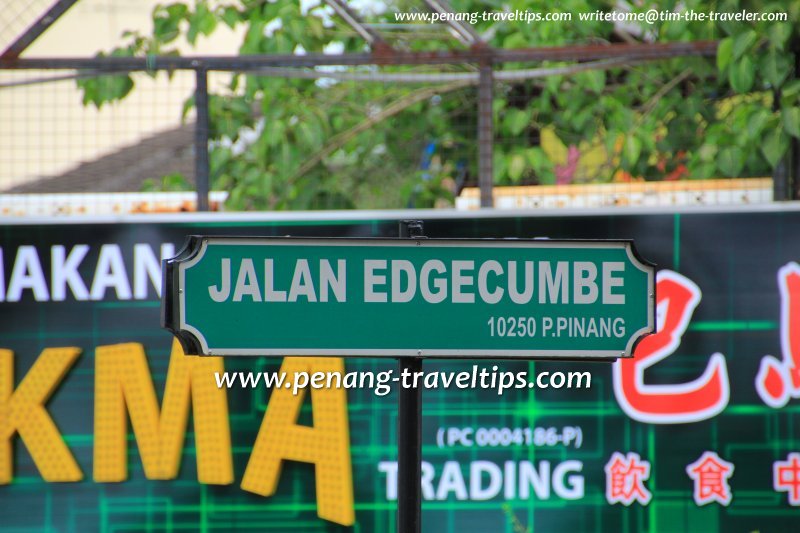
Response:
[686,451,734,506]
[756,263,800,408]
[774,453,800,505]
[613,270,730,423]
[605,452,652,505]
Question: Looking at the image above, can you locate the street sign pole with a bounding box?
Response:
[397,220,424,533]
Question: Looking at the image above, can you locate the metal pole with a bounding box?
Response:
[194,66,210,212]
[1,0,80,59]
[773,80,791,201]
[397,220,424,533]
[0,41,720,71]
[478,62,494,208]
[774,146,791,201]
[793,38,800,200]
[775,38,800,201]
[793,137,800,201]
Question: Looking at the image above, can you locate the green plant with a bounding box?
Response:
[79,0,800,208]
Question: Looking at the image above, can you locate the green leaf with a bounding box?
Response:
[525,147,545,168]
[241,20,265,55]
[698,143,718,162]
[525,147,554,184]
[662,17,689,40]
[781,81,800,106]
[198,6,217,34]
[265,119,285,147]
[163,172,192,191]
[783,107,800,138]
[716,37,733,73]
[693,162,717,180]
[77,53,135,109]
[165,4,188,19]
[221,6,240,29]
[298,122,321,148]
[188,2,217,45]
[764,50,791,88]
[570,108,592,133]
[508,154,526,182]
[503,32,528,49]
[717,147,745,177]
[306,13,324,39]
[181,95,195,120]
[747,109,771,139]
[582,69,605,95]
[729,55,755,93]
[768,22,792,50]
[732,30,757,60]
[544,75,562,94]
[623,136,642,167]
[152,3,187,44]
[505,108,530,136]
[761,128,790,167]
[603,128,620,158]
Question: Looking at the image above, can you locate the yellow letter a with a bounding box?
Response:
[0,347,83,483]
[241,357,355,526]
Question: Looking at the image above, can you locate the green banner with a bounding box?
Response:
[1,209,800,532]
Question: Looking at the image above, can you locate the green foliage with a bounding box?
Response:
[79,0,800,209]
[77,49,135,107]
[141,172,193,192]
[401,170,457,208]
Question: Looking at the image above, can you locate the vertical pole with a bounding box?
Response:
[194,66,210,212]
[792,38,800,200]
[774,149,791,201]
[478,62,494,208]
[774,39,800,201]
[397,220,424,533]
[792,137,800,201]
[773,83,791,201]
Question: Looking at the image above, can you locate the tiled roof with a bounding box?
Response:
[8,122,196,193]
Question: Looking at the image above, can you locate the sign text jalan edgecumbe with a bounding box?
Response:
[163,237,655,359]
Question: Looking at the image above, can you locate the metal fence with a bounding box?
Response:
[0,2,796,216]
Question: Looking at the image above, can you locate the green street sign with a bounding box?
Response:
[162,236,654,359]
